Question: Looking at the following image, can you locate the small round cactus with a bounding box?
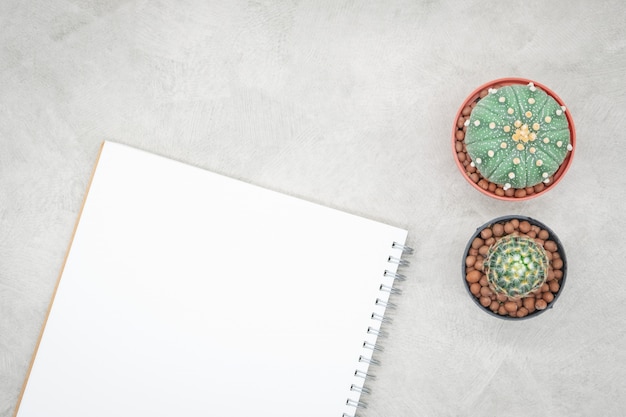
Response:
[465,83,572,189]
[484,235,549,299]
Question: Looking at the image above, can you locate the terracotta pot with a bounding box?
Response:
[452,78,576,201]
[462,215,567,320]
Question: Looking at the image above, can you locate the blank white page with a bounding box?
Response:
[16,141,408,417]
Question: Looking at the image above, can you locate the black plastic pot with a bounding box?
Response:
[462,215,567,320]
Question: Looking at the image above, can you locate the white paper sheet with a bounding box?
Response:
[16,141,408,417]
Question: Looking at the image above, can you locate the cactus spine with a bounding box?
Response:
[484,235,549,298]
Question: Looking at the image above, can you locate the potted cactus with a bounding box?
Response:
[453,78,576,200]
[462,215,567,319]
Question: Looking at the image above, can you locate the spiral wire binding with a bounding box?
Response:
[359,355,381,366]
[383,270,407,281]
[354,369,374,379]
[392,242,414,255]
[375,298,396,309]
[362,341,383,352]
[343,241,413,417]
[370,312,391,323]
[350,384,371,394]
[387,256,410,267]
[379,283,402,294]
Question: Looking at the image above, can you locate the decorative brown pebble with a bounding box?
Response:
[489,301,500,312]
[492,223,504,237]
[455,141,463,152]
[517,307,529,318]
[480,228,493,239]
[480,286,493,297]
[519,221,531,233]
[474,259,484,272]
[554,269,563,279]
[478,245,489,256]
[510,219,519,229]
[495,188,505,196]
[504,301,518,313]
[538,229,549,240]
[456,130,465,140]
[496,293,508,303]
[544,240,557,252]
[470,173,480,183]
[465,255,476,267]
[470,282,481,296]
[462,106,472,116]
[504,222,515,234]
[514,189,527,198]
[498,305,508,315]
[504,188,515,197]
[466,270,482,283]
[541,283,550,292]
[477,179,489,190]
[535,299,548,310]
[472,237,484,249]
[543,292,555,303]
[480,296,491,307]
[457,117,465,128]
[549,280,560,292]
[552,258,564,270]
[523,297,535,311]
[479,276,488,286]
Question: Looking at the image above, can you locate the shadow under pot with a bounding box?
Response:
[462,215,567,320]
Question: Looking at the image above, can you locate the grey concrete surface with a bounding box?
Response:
[1,1,625,416]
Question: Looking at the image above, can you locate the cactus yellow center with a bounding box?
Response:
[512,123,532,143]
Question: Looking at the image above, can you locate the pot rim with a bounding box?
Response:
[452,77,576,201]
[462,215,568,320]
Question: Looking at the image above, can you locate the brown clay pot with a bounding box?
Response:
[453,78,576,201]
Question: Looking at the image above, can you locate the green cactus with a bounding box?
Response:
[465,83,572,189]
[484,235,549,299]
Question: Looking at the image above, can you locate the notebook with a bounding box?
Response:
[15,141,411,417]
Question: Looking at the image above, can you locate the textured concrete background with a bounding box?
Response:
[1,1,625,416]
